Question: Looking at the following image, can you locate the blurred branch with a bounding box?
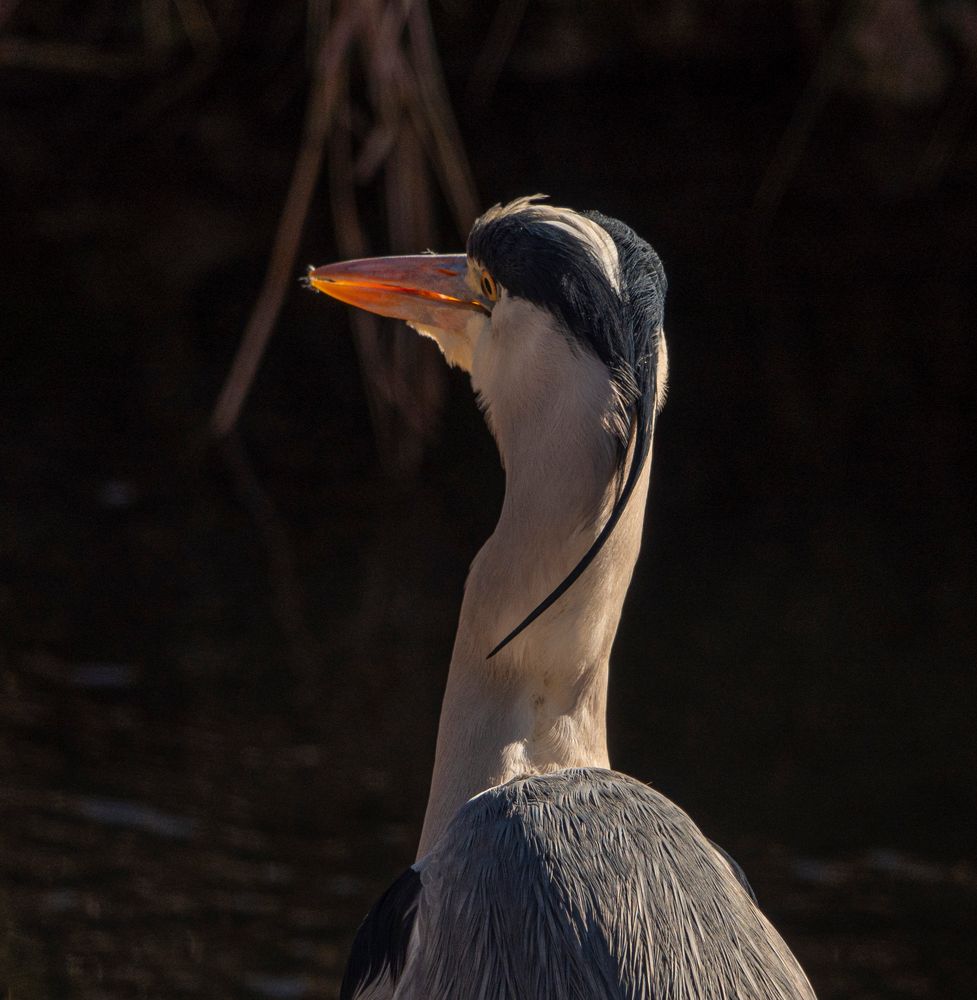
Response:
[142,0,176,52]
[305,0,330,65]
[0,0,219,80]
[171,0,220,56]
[0,37,150,76]
[210,0,480,475]
[915,3,977,192]
[916,79,977,190]
[465,0,527,107]
[0,0,23,33]
[209,1,362,438]
[407,0,480,234]
[754,0,861,227]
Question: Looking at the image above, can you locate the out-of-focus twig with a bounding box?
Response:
[211,0,480,476]
[305,0,331,66]
[328,86,368,259]
[407,0,480,235]
[336,0,443,473]
[142,0,175,52]
[171,0,220,56]
[209,2,363,438]
[131,0,223,128]
[915,2,977,192]
[1,1,220,97]
[0,37,150,75]
[753,0,861,228]
[465,0,528,107]
[0,0,24,33]
[915,81,976,189]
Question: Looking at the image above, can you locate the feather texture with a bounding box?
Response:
[346,770,815,1000]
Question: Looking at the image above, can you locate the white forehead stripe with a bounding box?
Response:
[539,212,621,293]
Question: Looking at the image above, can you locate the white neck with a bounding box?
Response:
[417,303,652,857]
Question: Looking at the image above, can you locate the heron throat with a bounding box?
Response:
[416,320,653,858]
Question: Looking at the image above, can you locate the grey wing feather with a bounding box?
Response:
[394,769,816,1000]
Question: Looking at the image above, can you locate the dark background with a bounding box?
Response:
[1,1,975,997]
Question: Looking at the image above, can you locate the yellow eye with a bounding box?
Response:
[480,269,499,301]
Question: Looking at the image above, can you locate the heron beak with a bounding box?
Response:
[307,254,490,331]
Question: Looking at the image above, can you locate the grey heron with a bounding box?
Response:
[309,196,816,999]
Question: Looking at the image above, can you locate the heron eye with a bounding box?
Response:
[480,269,499,301]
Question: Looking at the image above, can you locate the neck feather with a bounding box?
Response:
[417,324,651,857]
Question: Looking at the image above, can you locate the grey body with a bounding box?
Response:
[317,198,817,999]
[344,769,814,999]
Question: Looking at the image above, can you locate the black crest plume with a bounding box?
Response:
[468,199,668,658]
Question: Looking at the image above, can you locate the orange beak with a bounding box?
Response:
[307,254,490,331]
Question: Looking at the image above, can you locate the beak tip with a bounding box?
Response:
[305,265,334,295]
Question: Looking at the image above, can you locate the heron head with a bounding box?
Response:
[308,196,668,654]
[309,194,666,433]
